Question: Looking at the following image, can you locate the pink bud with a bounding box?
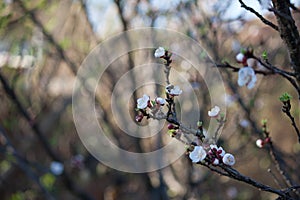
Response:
[135,114,144,122]
[264,137,271,144]
[167,124,176,130]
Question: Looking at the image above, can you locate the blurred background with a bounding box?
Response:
[0,0,300,199]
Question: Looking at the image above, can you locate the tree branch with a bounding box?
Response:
[239,0,279,31]
[271,0,300,82]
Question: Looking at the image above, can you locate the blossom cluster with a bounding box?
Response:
[135,84,182,121]
[189,144,235,166]
[136,47,236,168]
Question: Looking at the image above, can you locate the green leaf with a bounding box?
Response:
[197,121,202,127]
[151,100,156,106]
[167,129,176,136]
[241,48,246,54]
[261,119,267,125]
[279,92,292,102]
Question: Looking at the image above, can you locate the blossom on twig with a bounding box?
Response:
[238,66,257,89]
[189,146,207,163]
[208,106,220,118]
[154,47,165,58]
[236,52,246,63]
[256,139,264,148]
[165,84,182,96]
[155,97,166,105]
[137,94,150,109]
[222,153,235,166]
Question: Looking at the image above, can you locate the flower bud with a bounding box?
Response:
[264,137,271,144]
[256,139,264,148]
[135,114,144,122]
[167,123,176,130]
[222,153,235,166]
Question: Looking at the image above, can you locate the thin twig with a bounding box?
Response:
[268,168,284,188]
[254,57,300,99]
[280,99,300,143]
[216,62,271,75]
[288,2,300,12]
[219,164,293,199]
[268,143,294,189]
[239,0,279,31]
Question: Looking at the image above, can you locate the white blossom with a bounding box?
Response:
[189,146,207,163]
[208,106,220,118]
[166,84,182,96]
[137,94,150,109]
[238,66,257,89]
[256,139,264,148]
[155,97,166,105]
[222,153,235,166]
[154,47,165,58]
[236,53,245,63]
[50,161,64,175]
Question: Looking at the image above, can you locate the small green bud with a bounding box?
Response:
[279,92,292,102]
[197,121,202,127]
[261,119,267,125]
[241,48,246,54]
[262,50,268,60]
[167,129,177,137]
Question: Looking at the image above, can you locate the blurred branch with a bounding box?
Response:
[79,0,99,42]
[0,71,94,200]
[0,71,57,160]
[261,122,296,193]
[223,70,262,136]
[14,0,78,74]
[0,125,55,200]
[238,0,279,31]
[113,1,165,199]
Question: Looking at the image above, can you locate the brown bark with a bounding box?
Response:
[272,0,300,81]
